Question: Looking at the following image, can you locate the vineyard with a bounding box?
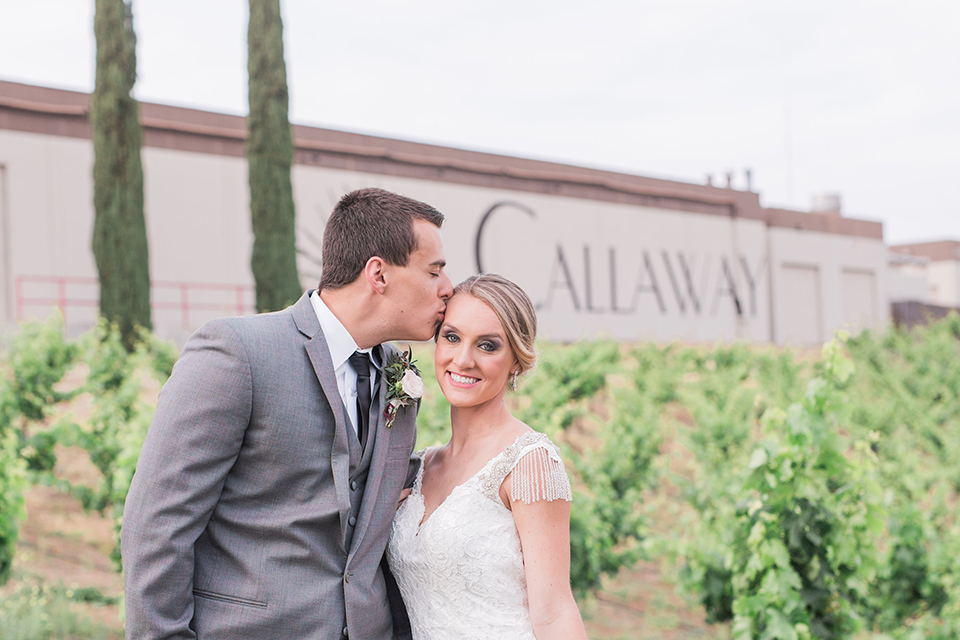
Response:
[1,314,959,639]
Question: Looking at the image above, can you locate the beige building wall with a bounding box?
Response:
[0,163,10,322]
[768,228,888,344]
[888,254,931,304]
[0,129,258,341]
[0,79,893,345]
[890,241,960,309]
[291,169,773,342]
[927,261,960,307]
[0,129,98,328]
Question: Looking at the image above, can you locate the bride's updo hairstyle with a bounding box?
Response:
[452,274,537,378]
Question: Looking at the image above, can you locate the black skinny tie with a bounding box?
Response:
[348,351,372,447]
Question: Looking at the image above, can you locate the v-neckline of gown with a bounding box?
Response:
[415,432,529,532]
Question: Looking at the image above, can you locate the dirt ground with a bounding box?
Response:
[582,562,725,640]
[10,446,125,634]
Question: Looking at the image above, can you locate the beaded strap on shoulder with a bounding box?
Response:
[510,439,572,504]
[478,432,571,503]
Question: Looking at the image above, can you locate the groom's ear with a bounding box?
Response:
[365,256,388,294]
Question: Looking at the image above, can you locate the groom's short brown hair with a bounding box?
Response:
[318,188,445,291]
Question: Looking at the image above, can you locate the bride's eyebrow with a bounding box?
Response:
[441,324,502,341]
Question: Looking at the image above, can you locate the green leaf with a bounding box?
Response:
[762,609,798,640]
[749,447,768,469]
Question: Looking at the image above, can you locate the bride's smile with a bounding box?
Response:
[447,371,480,386]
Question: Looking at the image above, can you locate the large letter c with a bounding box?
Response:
[474,201,537,274]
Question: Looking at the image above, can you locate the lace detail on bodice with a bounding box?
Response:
[387,432,572,640]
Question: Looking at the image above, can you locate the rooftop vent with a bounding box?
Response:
[812,193,842,213]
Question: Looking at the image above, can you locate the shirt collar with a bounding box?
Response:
[310,290,382,370]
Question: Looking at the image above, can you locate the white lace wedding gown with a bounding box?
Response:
[387,431,572,640]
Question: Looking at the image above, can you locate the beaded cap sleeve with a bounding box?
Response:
[479,431,572,504]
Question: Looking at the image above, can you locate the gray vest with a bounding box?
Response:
[343,377,380,551]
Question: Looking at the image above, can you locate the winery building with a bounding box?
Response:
[0,79,932,345]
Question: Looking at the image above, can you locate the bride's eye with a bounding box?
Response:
[442,332,460,344]
[478,341,499,352]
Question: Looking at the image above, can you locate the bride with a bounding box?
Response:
[387,274,589,640]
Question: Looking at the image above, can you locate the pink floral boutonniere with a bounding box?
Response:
[383,347,423,428]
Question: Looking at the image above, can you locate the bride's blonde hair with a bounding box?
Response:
[452,274,537,378]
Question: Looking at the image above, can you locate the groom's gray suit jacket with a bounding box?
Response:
[122,292,418,640]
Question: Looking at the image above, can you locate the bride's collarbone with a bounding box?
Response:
[431,423,531,473]
[420,450,480,499]
[425,438,504,486]
[421,426,532,507]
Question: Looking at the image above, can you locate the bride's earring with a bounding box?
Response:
[510,371,518,391]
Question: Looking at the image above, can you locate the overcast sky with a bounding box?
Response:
[1,0,957,245]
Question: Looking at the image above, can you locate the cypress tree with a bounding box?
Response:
[247,0,302,312]
[91,0,151,350]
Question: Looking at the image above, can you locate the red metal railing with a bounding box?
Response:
[14,275,255,329]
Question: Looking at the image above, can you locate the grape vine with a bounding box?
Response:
[0,314,958,640]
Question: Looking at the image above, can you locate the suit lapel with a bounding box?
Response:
[294,292,352,549]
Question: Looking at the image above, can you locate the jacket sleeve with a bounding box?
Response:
[121,319,253,640]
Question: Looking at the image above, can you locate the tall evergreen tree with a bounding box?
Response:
[91,0,151,350]
[247,0,302,312]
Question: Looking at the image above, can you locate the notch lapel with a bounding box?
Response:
[294,293,352,549]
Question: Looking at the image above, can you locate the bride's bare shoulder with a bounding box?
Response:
[504,416,536,442]
[420,443,445,468]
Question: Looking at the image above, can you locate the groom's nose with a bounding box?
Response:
[438,272,453,300]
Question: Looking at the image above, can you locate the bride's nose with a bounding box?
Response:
[451,343,474,370]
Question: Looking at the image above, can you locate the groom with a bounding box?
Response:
[122,188,453,640]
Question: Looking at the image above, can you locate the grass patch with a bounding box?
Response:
[0,579,121,640]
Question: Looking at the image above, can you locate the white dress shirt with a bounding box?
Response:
[310,290,378,436]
